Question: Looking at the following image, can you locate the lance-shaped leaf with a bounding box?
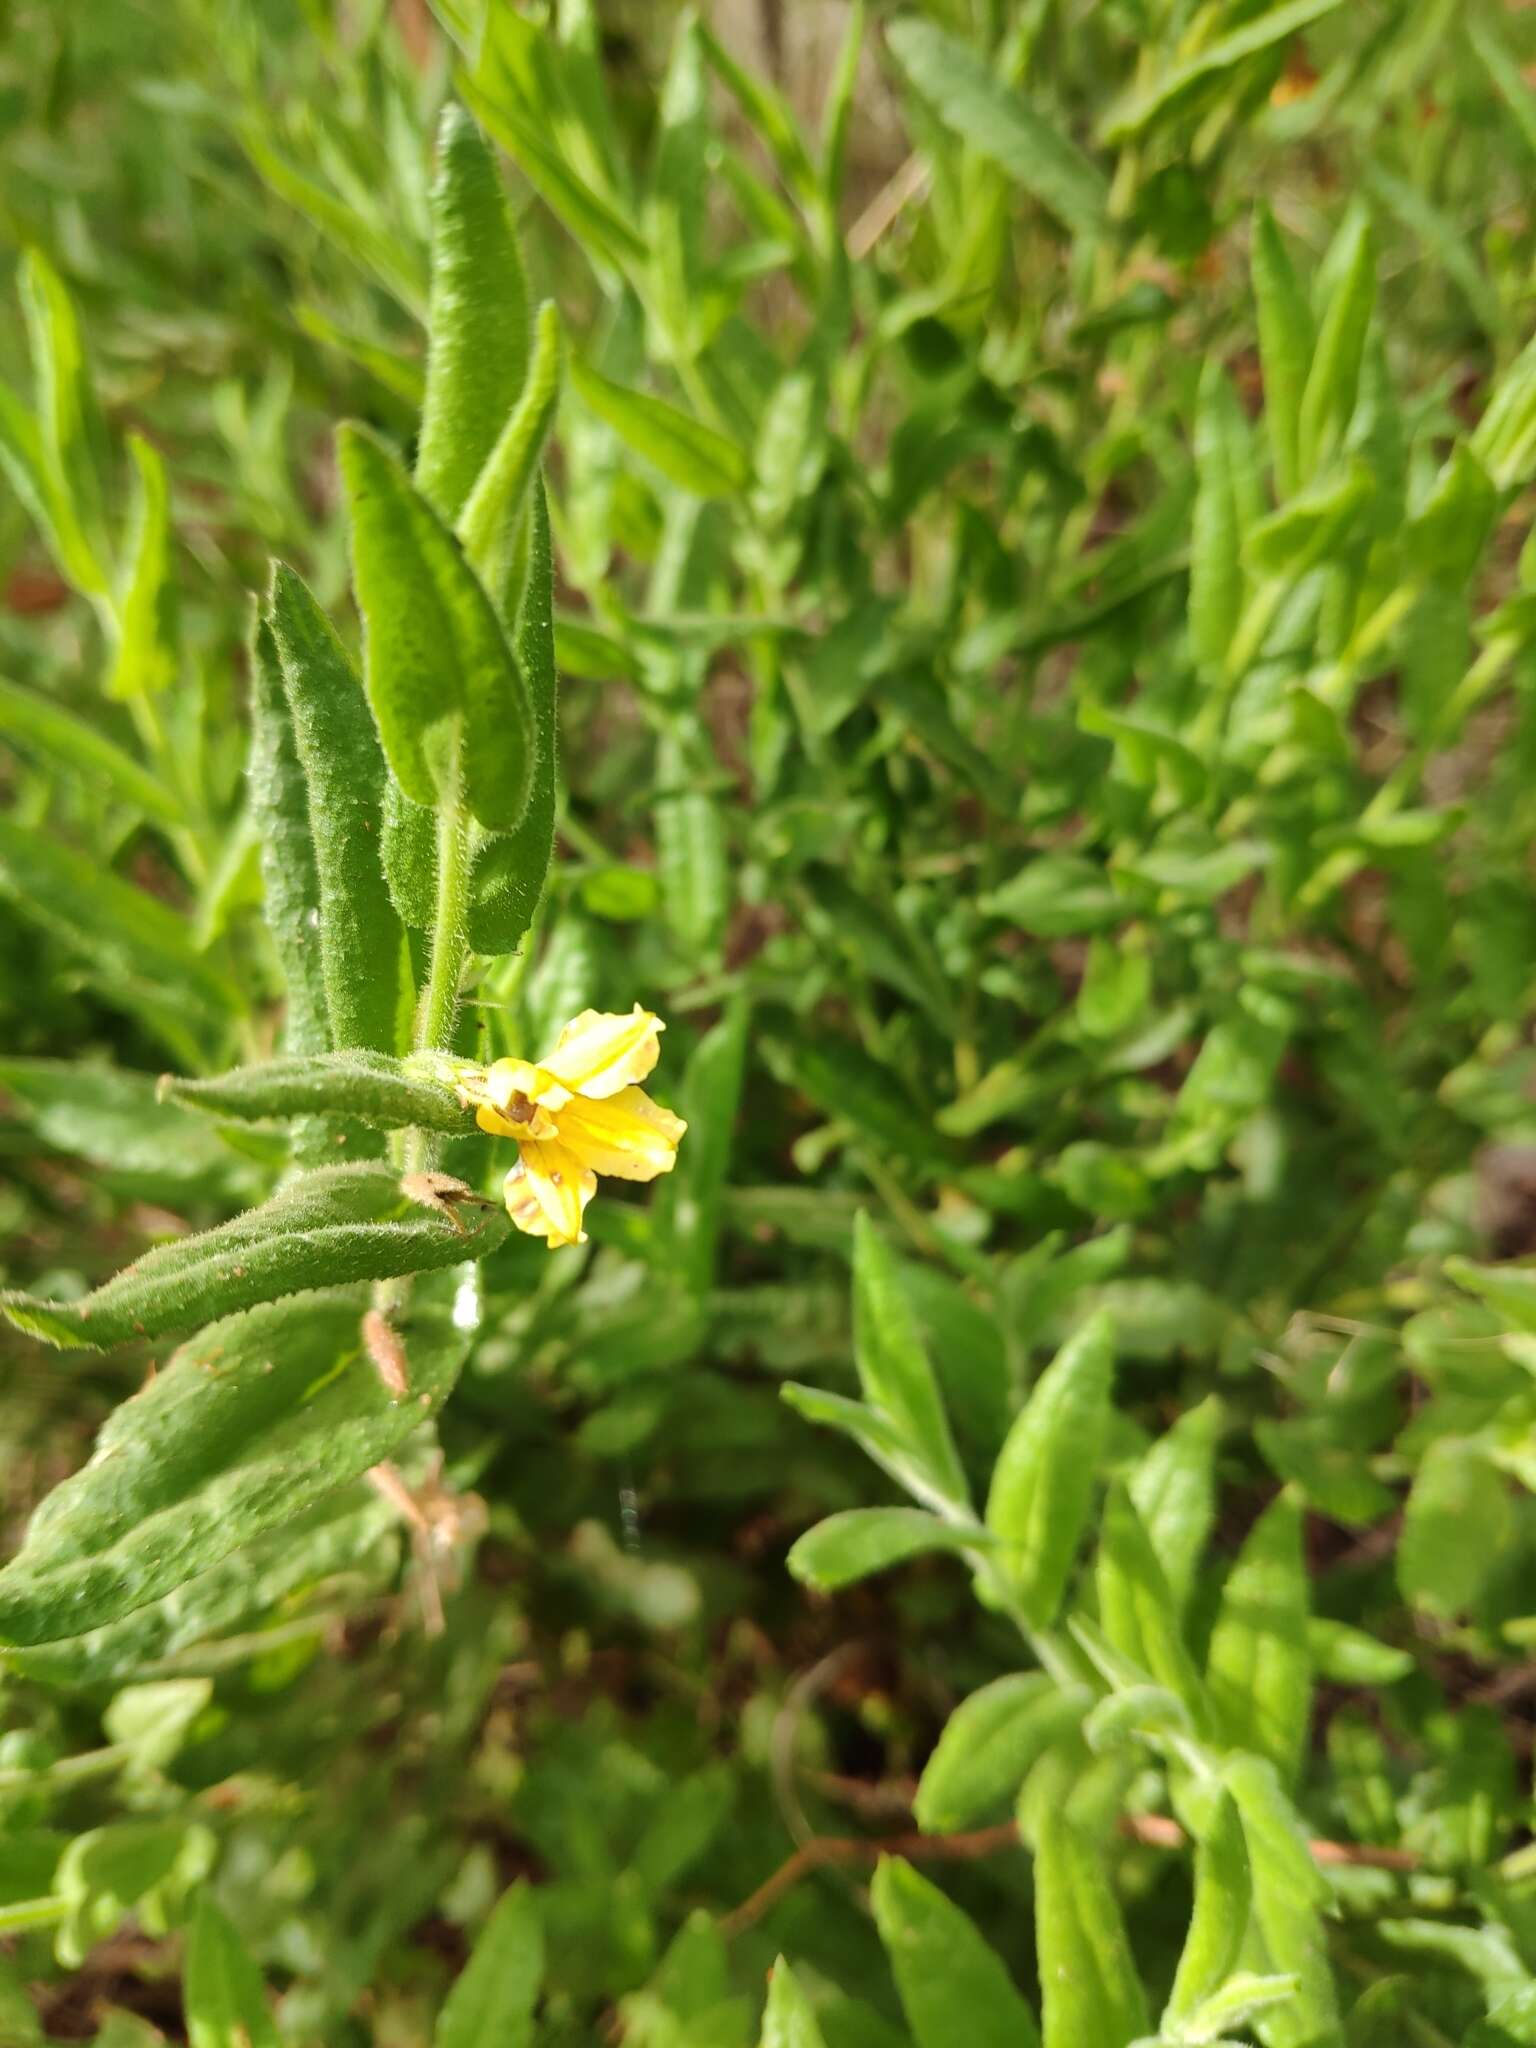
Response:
[18,247,107,568]
[985,1311,1115,1625]
[914,1674,1091,1833]
[1225,1755,1339,2047]
[265,564,404,1056]
[0,819,239,1029]
[0,1058,244,1185]
[759,1960,827,2048]
[886,18,1107,240]
[247,613,330,1059]
[464,484,560,956]
[851,1212,968,1506]
[8,1484,397,1689]
[1250,205,1312,501]
[1128,1395,1220,1615]
[416,103,530,525]
[185,1896,280,2048]
[165,1052,464,1134]
[458,299,563,614]
[656,1000,748,1295]
[787,1508,983,1592]
[434,1882,543,2048]
[570,360,747,497]
[0,1290,470,1644]
[1206,1490,1311,1783]
[1095,1484,1208,1730]
[107,435,173,700]
[0,1163,506,1351]
[1032,1808,1148,2048]
[1161,1788,1251,2034]
[0,675,179,824]
[871,1857,1041,2048]
[340,424,535,834]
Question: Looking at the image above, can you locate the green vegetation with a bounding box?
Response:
[4,0,1536,2040]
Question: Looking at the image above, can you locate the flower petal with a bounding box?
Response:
[476,1100,559,1141]
[557,1086,687,1182]
[504,1138,595,1247]
[541,1006,663,1100]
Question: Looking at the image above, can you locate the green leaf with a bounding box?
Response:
[102,1678,212,1768]
[1250,205,1313,502]
[435,1882,543,2048]
[449,19,648,277]
[0,1058,238,1183]
[1471,331,1536,489]
[107,435,173,700]
[1296,206,1375,479]
[886,19,1107,240]
[1445,1252,1536,1331]
[339,424,535,833]
[570,360,747,497]
[416,104,530,525]
[656,729,730,958]
[787,1508,980,1592]
[852,1213,968,1506]
[1189,367,1254,678]
[0,378,104,597]
[1469,12,1536,165]
[985,1312,1115,1627]
[1128,1396,1220,1614]
[1206,1491,1310,1783]
[1245,460,1375,580]
[982,855,1123,936]
[0,819,238,1035]
[0,1289,469,1644]
[185,1895,280,2048]
[1162,1789,1250,2035]
[266,564,405,1055]
[659,1001,749,1295]
[464,483,560,956]
[18,247,104,557]
[54,1820,214,1969]
[1403,444,1497,586]
[1225,1756,1339,2048]
[0,676,178,823]
[781,1384,960,1520]
[0,1958,41,2048]
[1182,1973,1299,2042]
[1096,1485,1208,1728]
[9,1484,396,1690]
[914,1674,1090,1833]
[166,1052,464,1133]
[1398,1437,1512,1619]
[458,299,563,612]
[1306,1617,1411,1687]
[697,20,818,215]
[248,613,331,1062]
[1101,0,1348,142]
[382,779,440,932]
[1032,1808,1148,2048]
[759,1960,827,2048]
[0,1162,505,1352]
[871,1857,1040,2048]
[237,122,427,316]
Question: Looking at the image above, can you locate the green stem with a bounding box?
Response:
[415,746,473,1061]
[400,737,473,1184]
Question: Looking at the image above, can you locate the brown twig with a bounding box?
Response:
[720,1823,1020,1938]
[723,1806,1422,1938]
[846,152,932,261]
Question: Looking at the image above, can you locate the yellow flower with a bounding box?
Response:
[457,1006,686,1247]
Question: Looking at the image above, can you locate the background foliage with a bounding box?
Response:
[6,0,1536,2041]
